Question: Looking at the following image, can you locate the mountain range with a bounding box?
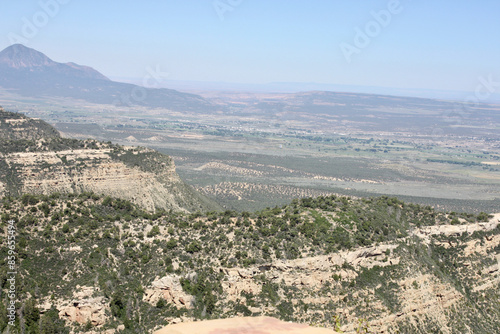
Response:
[0,44,214,111]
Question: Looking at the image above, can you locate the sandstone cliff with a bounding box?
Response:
[0,109,220,212]
[1,180,498,333]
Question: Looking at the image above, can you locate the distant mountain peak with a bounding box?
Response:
[0,44,53,69]
[0,44,110,81]
[0,44,215,111]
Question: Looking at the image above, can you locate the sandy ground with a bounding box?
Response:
[154,316,335,334]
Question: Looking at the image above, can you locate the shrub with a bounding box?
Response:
[21,194,39,206]
[186,241,202,253]
[148,225,160,238]
[156,299,166,308]
[62,224,70,233]
[166,239,178,250]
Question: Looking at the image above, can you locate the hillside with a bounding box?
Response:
[0,108,60,141]
[0,193,498,333]
[0,108,220,212]
[0,44,215,112]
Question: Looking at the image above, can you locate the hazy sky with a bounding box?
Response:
[1,0,499,93]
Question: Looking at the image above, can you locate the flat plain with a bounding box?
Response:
[1,89,499,213]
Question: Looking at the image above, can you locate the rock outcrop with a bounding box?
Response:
[0,109,220,212]
[2,187,498,333]
[58,287,109,326]
[143,275,196,309]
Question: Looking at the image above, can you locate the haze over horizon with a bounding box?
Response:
[1,1,499,100]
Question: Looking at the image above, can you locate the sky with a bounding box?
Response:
[1,0,499,96]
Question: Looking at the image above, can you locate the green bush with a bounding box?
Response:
[186,241,202,253]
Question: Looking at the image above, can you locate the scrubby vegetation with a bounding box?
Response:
[0,108,60,141]
[1,192,499,333]
[0,109,499,333]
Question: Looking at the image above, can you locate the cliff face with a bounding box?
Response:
[0,109,220,212]
[207,216,500,333]
[0,192,498,333]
